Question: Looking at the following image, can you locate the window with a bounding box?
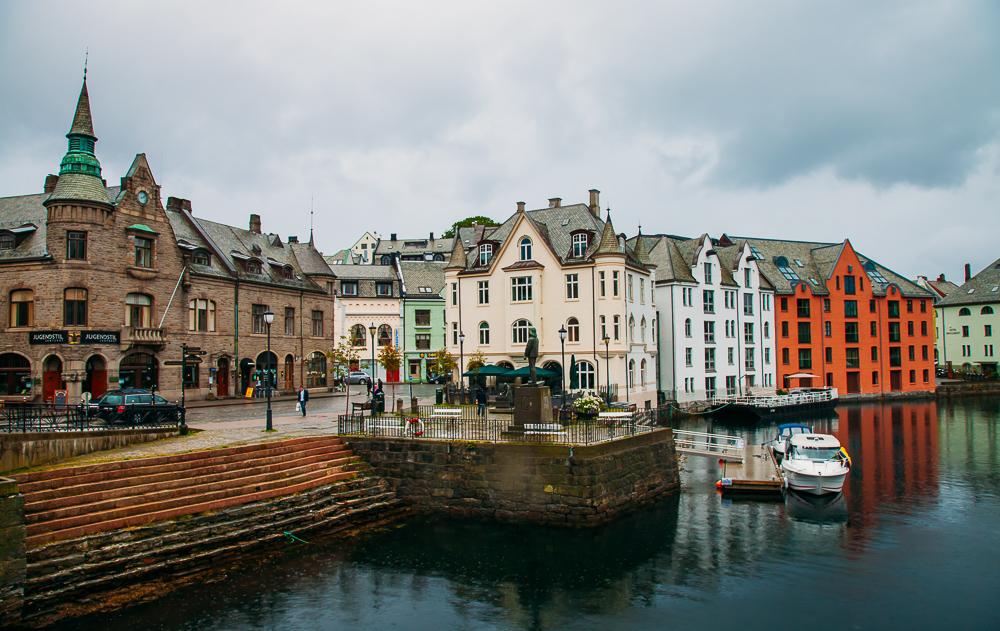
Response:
[724,291,734,309]
[252,304,269,334]
[922,345,929,360]
[613,315,620,341]
[640,359,647,385]
[703,290,715,313]
[908,345,915,361]
[477,281,489,305]
[982,306,995,315]
[781,321,789,337]
[704,321,715,344]
[350,324,366,347]
[872,371,879,385]
[628,360,635,388]
[341,282,358,296]
[889,322,901,342]
[797,322,811,343]
[312,310,324,337]
[612,271,620,297]
[628,275,634,302]
[307,351,328,387]
[744,268,752,288]
[705,376,717,400]
[64,288,87,326]
[704,348,716,372]
[577,361,595,389]
[907,321,914,337]
[0,353,31,396]
[844,300,858,318]
[776,257,799,281]
[572,233,588,257]
[921,321,928,336]
[629,315,635,341]
[987,325,994,338]
[567,317,580,342]
[451,282,458,305]
[193,250,211,266]
[889,347,902,368]
[871,346,878,361]
[519,237,532,261]
[640,316,647,342]
[745,348,755,371]
[743,293,754,316]
[888,301,900,318]
[846,348,860,368]
[782,348,790,365]
[566,274,579,299]
[682,287,693,306]
[284,307,295,336]
[0,234,14,250]
[762,294,771,311]
[452,322,459,345]
[685,348,693,367]
[823,298,831,313]
[479,243,493,266]
[798,349,812,369]
[512,319,533,344]
[871,321,878,337]
[599,271,606,297]
[377,325,392,347]
[376,282,393,297]
[125,294,152,328]
[9,290,32,327]
[66,231,87,260]
[600,315,607,339]
[824,321,832,337]
[728,347,734,365]
[640,278,645,304]
[684,318,692,338]
[511,276,533,302]
[906,300,914,313]
[780,297,788,312]
[764,348,771,365]
[797,299,810,317]
[479,322,490,344]
[415,333,431,350]
[845,322,859,343]
[134,237,153,268]
[870,299,877,313]
[188,299,217,332]
[704,262,713,284]
[923,369,930,382]
[844,275,856,295]
[764,322,770,339]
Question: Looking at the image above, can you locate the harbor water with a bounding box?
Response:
[56,397,1000,630]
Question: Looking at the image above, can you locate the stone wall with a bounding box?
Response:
[0,477,25,627]
[0,428,176,474]
[348,429,680,527]
[936,381,1000,398]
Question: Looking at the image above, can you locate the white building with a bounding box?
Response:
[444,191,658,408]
[636,234,776,403]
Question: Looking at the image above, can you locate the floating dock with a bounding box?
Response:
[716,443,784,498]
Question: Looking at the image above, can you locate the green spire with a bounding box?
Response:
[58,75,102,179]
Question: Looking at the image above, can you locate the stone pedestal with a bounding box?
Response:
[504,385,553,435]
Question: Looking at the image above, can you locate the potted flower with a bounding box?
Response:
[573,394,603,419]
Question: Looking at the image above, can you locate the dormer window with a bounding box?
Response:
[572,233,588,258]
[479,243,493,266]
[519,237,532,261]
[192,250,211,266]
[341,281,358,296]
[245,260,262,274]
[0,234,14,250]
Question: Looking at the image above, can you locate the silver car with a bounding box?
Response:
[346,371,372,385]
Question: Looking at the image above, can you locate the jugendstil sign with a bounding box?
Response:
[29,330,121,345]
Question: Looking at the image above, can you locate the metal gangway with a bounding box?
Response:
[673,429,745,463]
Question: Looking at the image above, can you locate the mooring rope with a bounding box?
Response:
[283,531,309,544]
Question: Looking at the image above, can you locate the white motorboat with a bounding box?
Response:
[770,423,811,461]
[780,433,851,496]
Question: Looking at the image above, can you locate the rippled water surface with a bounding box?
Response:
[61,398,1000,630]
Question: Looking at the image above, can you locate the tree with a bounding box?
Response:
[329,336,360,416]
[378,343,402,411]
[430,348,457,381]
[466,350,487,372]
[441,215,499,239]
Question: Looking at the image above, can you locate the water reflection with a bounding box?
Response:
[57,398,1000,631]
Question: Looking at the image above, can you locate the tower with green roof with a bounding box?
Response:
[45,74,113,209]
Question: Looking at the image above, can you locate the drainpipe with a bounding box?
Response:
[299,290,305,389]
[233,277,240,396]
[877,298,885,396]
[735,288,743,396]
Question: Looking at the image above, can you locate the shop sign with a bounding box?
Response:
[29,331,68,344]
[29,330,121,345]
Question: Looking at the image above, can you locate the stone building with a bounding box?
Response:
[0,77,337,403]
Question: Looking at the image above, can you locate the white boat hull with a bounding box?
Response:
[783,469,847,496]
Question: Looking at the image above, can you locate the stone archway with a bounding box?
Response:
[83,355,108,399]
[119,353,158,391]
[42,354,64,402]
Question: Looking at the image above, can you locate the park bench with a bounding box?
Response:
[429,407,462,420]
[364,416,403,435]
[598,411,634,423]
[523,423,566,437]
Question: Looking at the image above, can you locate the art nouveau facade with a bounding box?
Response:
[638,234,777,403]
[443,192,658,408]
[328,263,402,382]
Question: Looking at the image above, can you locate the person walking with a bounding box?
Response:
[475,385,488,418]
[297,386,309,417]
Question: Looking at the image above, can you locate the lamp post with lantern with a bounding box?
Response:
[368,323,377,388]
[264,309,275,431]
[558,325,568,414]
[458,331,466,403]
[602,333,611,406]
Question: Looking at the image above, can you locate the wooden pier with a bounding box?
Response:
[715,443,784,498]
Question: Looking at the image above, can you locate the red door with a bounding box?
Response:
[89,370,107,398]
[217,360,230,397]
[387,368,400,382]
[43,370,62,402]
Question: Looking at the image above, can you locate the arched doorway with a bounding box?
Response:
[216,357,230,397]
[0,353,31,396]
[542,360,563,392]
[239,358,254,394]
[306,351,327,388]
[119,353,158,390]
[83,355,107,399]
[256,352,277,390]
[284,354,295,390]
[42,355,64,402]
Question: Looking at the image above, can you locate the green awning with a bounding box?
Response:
[507,366,559,379]
[463,365,512,377]
[126,223,158,234]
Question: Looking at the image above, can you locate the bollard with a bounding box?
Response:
[410,397,418,414]
[396,398,403,414]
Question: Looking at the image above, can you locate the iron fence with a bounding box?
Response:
[336,406,660,445]
[2,403,184,433]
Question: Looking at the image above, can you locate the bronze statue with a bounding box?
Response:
[524,327,539,383]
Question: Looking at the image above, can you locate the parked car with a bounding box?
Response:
[346,371,372,385]
[426,373,450,384]
[87,389,181,425]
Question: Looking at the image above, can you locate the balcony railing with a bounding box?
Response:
[126,327,165,345]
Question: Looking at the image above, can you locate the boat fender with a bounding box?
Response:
[715,478,732,489]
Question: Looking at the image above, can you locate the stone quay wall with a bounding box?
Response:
[0,477,26,628]
[347,428,680,527]
[936,381,1000,398]
[0,428,177,474]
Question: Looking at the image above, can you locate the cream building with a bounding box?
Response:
[443,191,658,408]
[935,257,1000,377]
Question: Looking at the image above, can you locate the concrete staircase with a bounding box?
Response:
[12,435,406,621]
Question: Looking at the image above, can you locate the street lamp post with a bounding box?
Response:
[558,325,567,414]
[458,331,466,403]
[603,334,611,406]
[368,323,377,389]
[264,310,275,431]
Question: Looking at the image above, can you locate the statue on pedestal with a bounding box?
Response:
[524,327,539,384]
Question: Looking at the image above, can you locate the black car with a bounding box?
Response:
[88,389,182,425]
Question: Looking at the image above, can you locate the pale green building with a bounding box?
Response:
[936,258,1000,377]
[399,261,447,382]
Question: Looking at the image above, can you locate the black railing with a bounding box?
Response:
[336,406,660,445]
[2,403,183,433]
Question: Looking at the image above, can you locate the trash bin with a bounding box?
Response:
[374,392,385,414]
[435,388,444,404]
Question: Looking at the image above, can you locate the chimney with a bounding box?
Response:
[288,235,299,244]
[249,213,261,234]
[516,201,526,213]
[964,263,972,282]
[429,232,434,240]
[548,197,562,208]
[588,189,600,217]
[166,196,192,213]
[937,273,946,282]
[390,233,397,241]
[43,174,59,194]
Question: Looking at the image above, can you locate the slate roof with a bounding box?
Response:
[925,278,960,299]
[937,257,1000,307]
[70,78,95,137]
[327,262,398,281]
[290,242,336,277]
[399,261,447,297]
[196,218,320,291]
[163,208,232,279]
[46,172,114,206]
[325,248,359,265]
[375,235,454,259]
[636,234,743,287]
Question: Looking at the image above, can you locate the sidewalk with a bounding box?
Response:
[185,389,346,409]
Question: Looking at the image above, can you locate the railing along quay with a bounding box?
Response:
[336,405,661,446]
[2,403,183,433]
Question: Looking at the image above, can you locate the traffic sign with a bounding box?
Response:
[189,350,208,355]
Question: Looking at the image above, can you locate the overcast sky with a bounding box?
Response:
[1,1,997,280]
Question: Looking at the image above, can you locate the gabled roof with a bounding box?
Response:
[290,242,335,277]
[937,257,1000,307]
[195,218,321,291]
[400,261,447,297]
[331,263,398,281]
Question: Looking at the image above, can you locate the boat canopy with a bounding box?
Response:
[789,433,841,449]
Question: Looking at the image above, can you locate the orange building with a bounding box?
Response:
[720,237,935,395]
